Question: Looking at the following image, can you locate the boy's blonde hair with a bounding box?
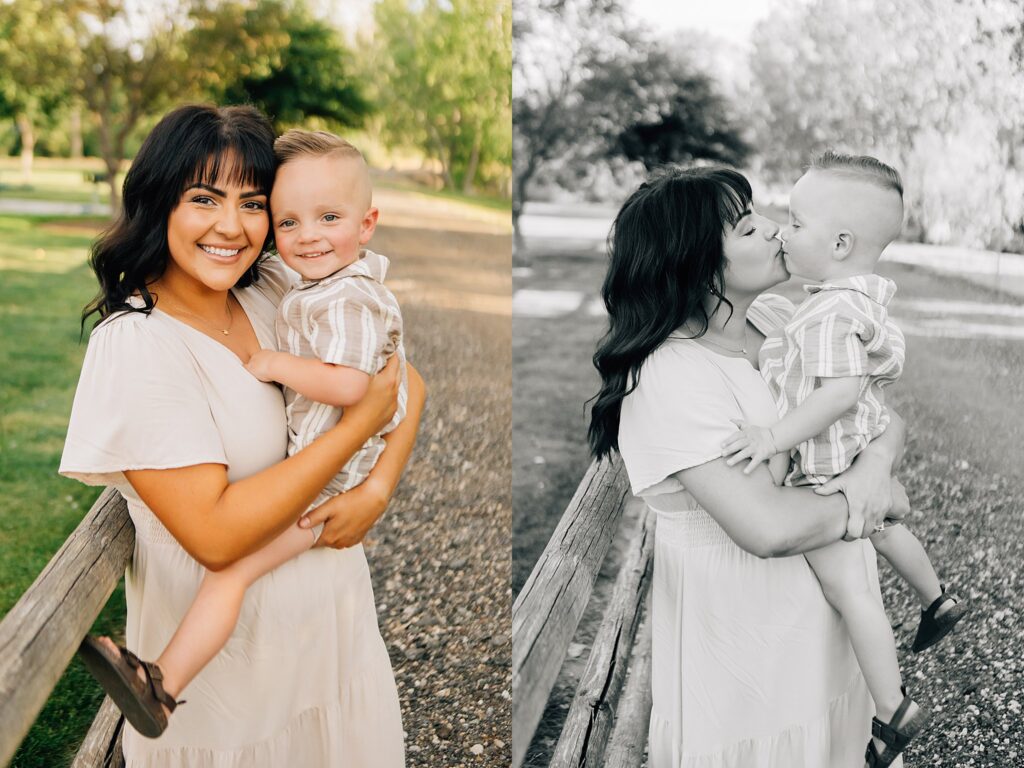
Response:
[273,129,364,165]
[811,150,903,198]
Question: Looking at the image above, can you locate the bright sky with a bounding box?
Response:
[313,0,375,42]
[629,0,776,47]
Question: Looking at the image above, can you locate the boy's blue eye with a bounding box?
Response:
[323,213,339,222]
[277,219,295,228]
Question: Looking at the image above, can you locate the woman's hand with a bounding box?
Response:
[339,355,401,439]
[815,451,904,538]
[299,475,390,549]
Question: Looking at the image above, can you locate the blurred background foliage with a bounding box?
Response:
[513,0,1024,252]
[0,0,512,210]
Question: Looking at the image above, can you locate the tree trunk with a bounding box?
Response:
[97,118,121,215]
[426,123,455,190]
[104,163,120,215]
[512,156,537,264]
[15,114,34,183]
[104,155,121,216]
[69,106,83,159]
[461,131,482,196]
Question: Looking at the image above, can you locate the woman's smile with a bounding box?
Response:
[198,243,246,263]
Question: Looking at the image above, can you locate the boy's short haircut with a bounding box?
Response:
[274,129,364,166]
[811,150,903,199]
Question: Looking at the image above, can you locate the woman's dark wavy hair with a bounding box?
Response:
[81,104,276,332]
[588,166,752,460]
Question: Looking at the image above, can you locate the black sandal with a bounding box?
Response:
[912,585,969,653]
[78,635,185,738]
[865,688,929,768]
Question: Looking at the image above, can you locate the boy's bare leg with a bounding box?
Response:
[153,523,317,704]
[804,540,919,755]
[870,523,950,612]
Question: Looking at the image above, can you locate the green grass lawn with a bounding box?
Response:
[0,213,126,768]
[0,159,122,206]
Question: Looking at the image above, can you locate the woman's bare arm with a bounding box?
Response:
[301,362,426,548]
[675,458,849,558]
[124,356,402,570]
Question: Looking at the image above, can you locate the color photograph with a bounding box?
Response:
[0,1,511,767]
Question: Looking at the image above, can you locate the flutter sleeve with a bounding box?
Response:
[618,342,744,495]
[59,314,227,488]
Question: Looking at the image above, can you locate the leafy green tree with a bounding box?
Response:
[69,0,196,211]
[370,0,512,194]
[188,0,370,132]
[63,0,371,213]
[0,0,78,180]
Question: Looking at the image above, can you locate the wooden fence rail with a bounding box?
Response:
[0,488,132,767]
[512,455,655,767]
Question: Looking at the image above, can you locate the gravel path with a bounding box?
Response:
[366,217,511,767]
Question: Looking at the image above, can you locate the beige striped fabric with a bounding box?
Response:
[276,249,408,501]
[758,274,905,487]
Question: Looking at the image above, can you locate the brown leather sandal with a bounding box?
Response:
[78,635,185,738]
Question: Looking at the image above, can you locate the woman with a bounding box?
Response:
[589,167,910,767]
[59,105,424,767]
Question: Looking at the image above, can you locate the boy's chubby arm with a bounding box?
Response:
[721,376,863,474]
[246,350,370,407]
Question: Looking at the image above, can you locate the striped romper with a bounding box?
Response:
[276,249,408,511]
[758,274,905,488]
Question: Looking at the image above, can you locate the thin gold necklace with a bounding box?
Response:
[159,295,234,336]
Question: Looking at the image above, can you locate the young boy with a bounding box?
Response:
[721,152,967,767]
[79,130,407,738]
[247,130,407,529]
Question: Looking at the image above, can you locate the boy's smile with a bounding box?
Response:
[271,154,379,282]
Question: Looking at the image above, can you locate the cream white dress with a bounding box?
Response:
[618,295,887,768]
[59,258,404,768]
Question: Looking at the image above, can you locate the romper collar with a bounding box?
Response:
[803,273,897,307]
[295,249,390,290]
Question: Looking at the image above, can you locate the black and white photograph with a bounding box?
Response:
[512,1,1024,766]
